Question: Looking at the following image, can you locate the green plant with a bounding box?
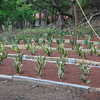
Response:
[57,43,67,58]
[56,39,65,45]
[56,58,65,79]
[38,39,46,45]
[47,37,53,46]
[12,43,20,53]
[87,42,93,49]
[88,43,97,56]
[14,53,23,73]
[34,37,39,45]
[75,44,86,58]
[36,56,46,75]
[0,42,7,64]
[46,30,54,43]
[25,43,37,55]
[42,45,52,56]
[90,46,97,56]
[79,63,91,84]
[70,39,77,50]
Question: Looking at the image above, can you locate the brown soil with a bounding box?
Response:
[0,58,100,88]
[6,47,100,62]
[64,35,100,41]
[0,79,100,100]
[0,37,100,100]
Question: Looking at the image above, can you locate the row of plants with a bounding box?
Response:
[0,42,7,64]
[11,38,100,58]
[0,41,92,84]
[1,25,98,45]
[0,52,92,84]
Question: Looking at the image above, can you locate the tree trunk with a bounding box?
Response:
[73,4,79,27]
[56,14,64,29]
[39,12,42,26]
[0,23,3,33]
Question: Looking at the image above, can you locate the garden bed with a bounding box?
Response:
[0,58,100,88]
[0,35,100,90]
[6,47,100,62]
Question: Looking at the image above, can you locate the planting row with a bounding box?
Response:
[0,43,100,85]
[0,57,100,88]
[0,53,94,84]
[5,41,100,62]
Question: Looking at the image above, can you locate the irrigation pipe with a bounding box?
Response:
[5,44,100,53]
[1,74,100,92]
[33,39,100,44]
[5,38,100,46]
[76,0,100,40]
[0,74,90,89]
[8,54,100,67]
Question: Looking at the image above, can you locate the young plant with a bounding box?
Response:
[14,53,23,73]
[33,36,39,44]
[36,56,46,75]
[86,42,97,55]
[38,39,46,45]
[42,45,52,56]
[47,37,53,46]
[75,44,86,58]
[57,43,67,58]
[79,63,91,84]
[56,58,65,79]
[70,39,77,50]
[0,42,7,64]
[56,39,65,45]
[90,46,97,56]
[12,43,20,53]
[26,43,37,55]
[25,39,32,49]
[34,37,45,45]
[46,31,54,46]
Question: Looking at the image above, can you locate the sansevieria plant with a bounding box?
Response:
[12,43,20,53]
[42,45,52,56]
[70,39,77,50]
[47,37,53,46]
[26,43,37,55]
[57,43,67,58]
[0,42,7,64]
[56,58,65,79]
[79,63,91,84]
[75,44,86,58]
[90,46,97,56]
[14,53,23,73]
[36,56,46,75]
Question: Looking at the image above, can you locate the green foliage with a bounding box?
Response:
[90,45,97,56]
[0,0,37,31]
[46,35,53,46]
[36,56,46,75]
[78,0,91,8]
[70,39,77,50]
[57,40,67,58]
[56,58,65,79]
[26,43,37,55]
[75,44,86,58]
[38,39,46,45]
[42,45,52,56]
[14,53,23,73]
[0,42,7,64]
[12,43,20,53]
[86,42,97,55]
[79,63,91,83]
[56,39,65,45]
[0,0,91,31]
